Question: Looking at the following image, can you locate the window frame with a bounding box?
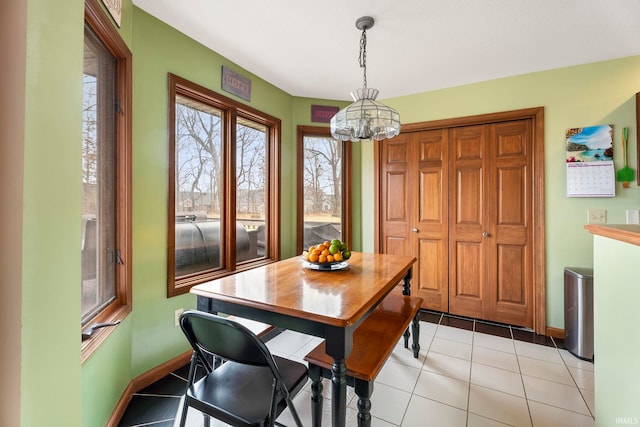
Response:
[168,73,281,297]
[81,0,132,363]
[296,125,352,253]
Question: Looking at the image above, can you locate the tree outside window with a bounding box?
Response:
[168,74,280,296]
[297,126,351,253]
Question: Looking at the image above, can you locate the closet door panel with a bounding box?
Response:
[415,130,448,311]
[380,135,413,257]
[488,120,533,326]
[449,126,486,317]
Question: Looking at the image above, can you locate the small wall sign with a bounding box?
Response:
[101,0,122,27]
[311,105,339,123]
[221,66,252,102]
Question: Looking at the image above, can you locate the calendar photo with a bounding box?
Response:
[565,125,613,163]
[565,124,615,197]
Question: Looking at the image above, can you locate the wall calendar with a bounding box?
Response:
[565,125,616,197]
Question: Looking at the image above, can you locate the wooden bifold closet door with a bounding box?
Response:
[378,111,543,330]
[379,129,449,312]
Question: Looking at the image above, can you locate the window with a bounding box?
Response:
[296,126,351,253]
[168,74,280,296]
[81,0,132,360]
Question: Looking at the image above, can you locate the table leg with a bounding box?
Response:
[331,358,347,427]
[402,267,412,296]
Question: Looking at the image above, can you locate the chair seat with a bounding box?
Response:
[186,355,308,427]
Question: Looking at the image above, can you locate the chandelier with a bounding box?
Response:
[330,16,401,142]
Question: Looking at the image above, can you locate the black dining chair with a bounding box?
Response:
[178,310,307,427]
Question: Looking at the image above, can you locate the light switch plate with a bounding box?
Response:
[174,308,184,327]
[626,209,640,224]
[588,209,607,224]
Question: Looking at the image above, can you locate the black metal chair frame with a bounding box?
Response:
[178,310,306,427]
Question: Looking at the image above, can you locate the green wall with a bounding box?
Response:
[76,7,359,425]
[18,0,640,424]
[80,1,137,425]
[22,0,84,425]
[366,56,640,328]
[592,233,640,425]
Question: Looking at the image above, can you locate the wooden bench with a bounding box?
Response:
[304,294,423,427]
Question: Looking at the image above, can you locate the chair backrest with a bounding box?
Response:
[179,310,274,367]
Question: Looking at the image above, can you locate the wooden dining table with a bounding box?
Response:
[190,251,416,427]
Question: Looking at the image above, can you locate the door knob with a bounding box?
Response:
[412,228,419,233]
[482,231,489,237]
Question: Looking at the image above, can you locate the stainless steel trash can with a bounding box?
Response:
[564,267,594,361]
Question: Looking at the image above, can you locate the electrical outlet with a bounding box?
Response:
[626,209,640,225]
[588,209,607,224]
[174,308,184,327]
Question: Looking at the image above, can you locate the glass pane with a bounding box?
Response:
[236,118,267,262]
[302,136,343,249]
[82,24,117,324]
[174,95,224,276]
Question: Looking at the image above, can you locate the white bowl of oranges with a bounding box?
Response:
[301,239,351,270]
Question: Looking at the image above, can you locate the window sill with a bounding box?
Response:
[81,304,131,364]
[171,258,278,297]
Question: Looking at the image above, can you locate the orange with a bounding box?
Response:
[309,253,319,263]
[323,241,331,248]
[318,254,327,263]
[321,249,329,256]
[326,255,334,263]
[334,252,343,262]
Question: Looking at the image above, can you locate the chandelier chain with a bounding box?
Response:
[359,28,367,89]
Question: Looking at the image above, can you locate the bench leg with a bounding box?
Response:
[402,268,414,350]
[354,379,374,427]
[411,312,421,358]
[308,365,324,427]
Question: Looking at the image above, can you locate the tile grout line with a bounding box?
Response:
[127,314,594,427]
[464,319,475,427]
[510,325,535,427]
[551,336,596,420]
[397,314,441,427]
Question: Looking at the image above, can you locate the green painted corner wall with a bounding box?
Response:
[363,56,640,328]
[17,0,640,424]
[2,1,27,427]
[22,0,84,426]
[128,7,302,375]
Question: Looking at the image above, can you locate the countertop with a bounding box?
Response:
[584,224,640,247]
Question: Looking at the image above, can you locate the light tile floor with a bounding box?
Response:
[266,320,595,427]
[154,315,595,427]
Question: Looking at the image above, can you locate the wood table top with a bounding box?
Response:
[190,252,416,328]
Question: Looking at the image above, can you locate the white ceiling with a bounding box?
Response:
[133,0,640,101]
